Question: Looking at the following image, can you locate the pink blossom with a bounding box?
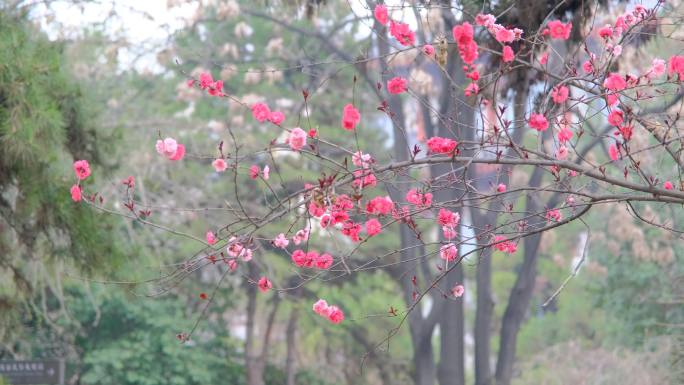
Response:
[539,52,549,65]
[437,208,460,228]
[251,103,271,122]
[308,201,326,217]
[502,45,514,62]
[494,26,516,43]
[545,208,562,222]
[293,229,310,245]
[475,14,496,28]
[423,44,435,57]
[374,4,388,25]
[452,23,478,64]
[167,143,185,161]
[206,231,217,245]
[551,85,569,104]
[315,253,333,269]
[320,214,332,228]
[406,188,432,207]
[558,126,573,143]
[291,249,310,267]
[73,160,91,180]
[288,127,307,151]
[352,151,372,168]
[582,60,594,74]
[212,158,228,172]
[668,55,684,80]
[341,221,362,242]
[366,195,394,216]
[258,276,272,293]
[70,184,82,202]
[528,113,549,132]
[199,72,214,89]
[556,146,569,160]
[547,20,572,40]
[341,104,361,131]
[365,218,382,237]
[443,226,457,240]
[268,111,285,125]
[603,73,627,91]
[249,165,259,179]
[274,233,289,248]
[440,243,458,262]
[352,170,377,189]
[608,110,624,126]
[619,125,633,141]
[387,77,408,94]
[389,20,415,46]
[664,181,674,190]
[426,136,458,154]
[464,82,479,97]
[497,183,507,193]
[451,284,465,297]
[608,143,620,161]
[313,299,331,317]
[598,25,613,39]
[327,305,345,324]
[156,138,177,157]
[493,235,517,254]
[647,58,666,79]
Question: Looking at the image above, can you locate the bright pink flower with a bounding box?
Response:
[327,305,345,324]
[268,111,285,125]
[452,22,479,64]
[406,188,432,207]
[206,231,217,245]
[291,249,309,267]
[251,103,271,122]
[315,253,333,270]
[609,143,620,161]
[668,55,684,80]
[168,144,185,161]
[604,73,627,91]
[374,4,388,25]
[619,125,633,141]
[199,72,214,89]
[288,127,307,151]
[387,77,408,94]
[352,170,377,189]
[258,276,272,293]
[341,104,361,131]
[427,136,458,154]
[249,165,259,179]
[212,158,227,172]
[73,160,91,180]
[331,210,349,224]
[598,25,613,39]
[547,20,572,40]
[493,235,517,254]
[389,20,415,46]
[551,85,569,103]
[320,214,332,228]
[608,110,624,126]
[308,129,317,138]
[451,284,465,297]
[497,183,507,193]
[440,243,458,262]
[558,126,573,143]
[528,113,549,132]
[664,181,674,190]
[70,184,82,202]
[423,44,435,57]
[437,208,460,228]
[313,299,330,316]
[582,60,594,74]
[502,45,514,62]
[365,218,382,237]
[539,52,549,65]
[366,195,394,216]
[207,80,223,97]
[273,233,289,249]
[495,27,516,43]
[341,221,362,242]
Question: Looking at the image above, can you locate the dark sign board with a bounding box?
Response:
[0,360,64,385]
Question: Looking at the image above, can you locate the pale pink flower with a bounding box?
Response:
[206,231,217,245]
[73,160,91,180]
[258,276,272,292]
[313,299,331,316]
[451,284,465,297]
[273,233,289,249]
[288,127,307,151]
[212,158,228,172]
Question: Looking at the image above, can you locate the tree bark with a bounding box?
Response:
[285,307,299,385]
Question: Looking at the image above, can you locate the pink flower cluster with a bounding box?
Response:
[227,237,253,262]
[545,20,572,40]
[291,249,333,269]
[406,189,432,207]
[493,235,517,254]
[528,113,549,132]
[251,102,285,125]
[427,136,458,155]
[312,299,344,324]
[197,72,224,97]
[341,104,361,131]
[156,137,186,161]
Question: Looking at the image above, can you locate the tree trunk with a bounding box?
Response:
[285,307,299,385]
